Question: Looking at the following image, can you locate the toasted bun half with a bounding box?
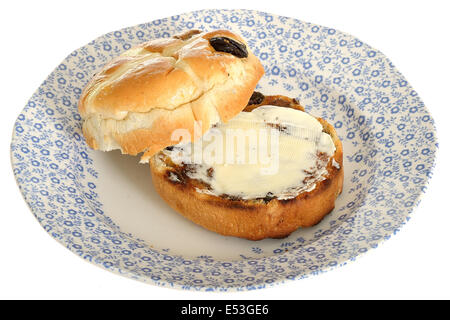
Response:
[78,29,264,163]
[149,93,344,240]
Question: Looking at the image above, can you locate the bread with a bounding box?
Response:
[78,29,264,163]
[149,93,344,240]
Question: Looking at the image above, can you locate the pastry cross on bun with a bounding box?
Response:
[78,29,264,163]
[150,93,344,240]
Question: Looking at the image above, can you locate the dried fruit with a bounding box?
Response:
[247,91,265,105]
[209,36,248,58]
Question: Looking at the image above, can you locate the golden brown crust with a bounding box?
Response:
[78,29,264,162]
[149,94,344,240]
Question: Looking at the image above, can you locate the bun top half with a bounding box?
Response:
[78,29,264,162]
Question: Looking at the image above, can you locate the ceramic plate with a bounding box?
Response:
[11,9,437,291]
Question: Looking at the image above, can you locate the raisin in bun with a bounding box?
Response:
[78,29,264,163]
[149,93,344,240]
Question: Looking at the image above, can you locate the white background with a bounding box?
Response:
[1,0,449,299]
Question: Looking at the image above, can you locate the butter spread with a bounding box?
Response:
[163,105,336,200]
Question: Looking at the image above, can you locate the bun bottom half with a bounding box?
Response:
[149,94,343,240]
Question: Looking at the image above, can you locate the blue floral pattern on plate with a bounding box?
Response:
[10,9,437,291]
